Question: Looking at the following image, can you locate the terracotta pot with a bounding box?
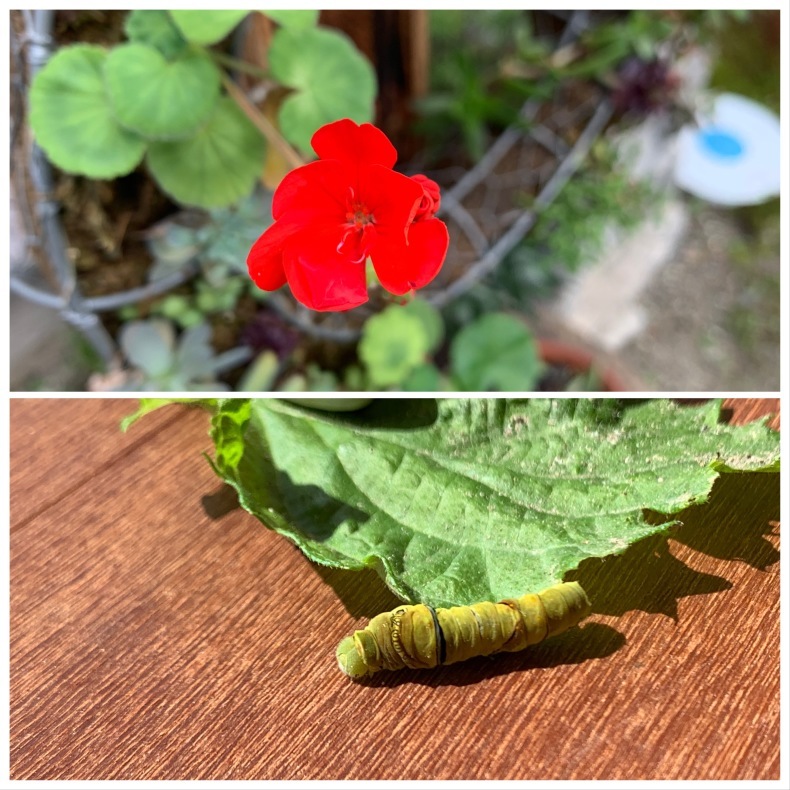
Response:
[537,338,626,392]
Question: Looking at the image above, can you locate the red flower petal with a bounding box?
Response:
[358,164,423,238]
[272,160,348,221]
[283,226,369,311]
[311,118,397,169]
[371,217,449,295]
[247,220,291,291]
[411,174,441,219]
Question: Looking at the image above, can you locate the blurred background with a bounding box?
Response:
[9,9,781,392]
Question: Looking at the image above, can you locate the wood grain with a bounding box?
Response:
[9,398,780,780]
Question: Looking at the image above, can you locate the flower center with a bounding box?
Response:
[338,200,376,263]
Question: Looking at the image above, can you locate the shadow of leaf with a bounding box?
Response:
[290,398,439,430]
[201,483,241,519]
[566,471,779,620]
[671,472,779,570]
[275,471,371,542]
[566,534,732,621]
[313,565,404,619]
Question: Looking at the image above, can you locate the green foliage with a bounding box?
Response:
[418,12,537,163]
[118,319,249,390]
[237,351,280,392]
[29,45,147,179]
[402,299,444,353]
[147,191,274,284]
[576,12,673,71]
[358,306,431,388]
[444,145,661,331]
[146,98,265,208]
[450,313,543,391]
[416,50,521,161]
[529,148,660,274]
[168,10,250,46]
[279,364,341,393]
[708,11,778,113]
[269,26,377,153]
[124,10,187,60]
[402,363,444,392]
[357,305,546,393]
[187,398,779,608]
[104,44,221,139]
[149,278,248,329]
[265,10,320,29]
[28,10,372,209]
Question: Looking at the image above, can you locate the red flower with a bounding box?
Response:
[411,173,441,220]
[247,119,449,312]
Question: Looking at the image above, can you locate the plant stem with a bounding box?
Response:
[210,50,270,81]
[221,73,305,172]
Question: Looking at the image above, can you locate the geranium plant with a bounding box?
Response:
[28,10,376,209]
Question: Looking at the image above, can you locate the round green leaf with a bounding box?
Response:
[124,10,187,60]
[146,97,266,208]
[402,362,443,391]
[29,44,146,178]
[264,10,319,29]
[269,27,376,152]
[105,44,220,140]
[450,313,543,391]
[359,306,430,388]
[169,10,249,45]
[402,299,445,354]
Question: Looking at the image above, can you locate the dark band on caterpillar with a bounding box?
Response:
[427,605,447,665]
[336,581,592,679]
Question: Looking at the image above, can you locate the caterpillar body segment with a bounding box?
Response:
[336,581,592,679]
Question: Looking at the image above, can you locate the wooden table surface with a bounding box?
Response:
[9,398,780,780]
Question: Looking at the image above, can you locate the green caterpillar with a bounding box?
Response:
[337,581,591,679]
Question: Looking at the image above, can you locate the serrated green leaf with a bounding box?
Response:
[359,307,430,387]
[269,26,376,152]
[264,10,319,29]
[105,44,220,140]
[146,97,266,208]
[450,312,543,391]
[208,399,779,608]
[124,10,187,60]
[29,44,146,178]
[169,10,250,45]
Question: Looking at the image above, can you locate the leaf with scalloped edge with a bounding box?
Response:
[124,10,187,60]
[105,43,221,140]
[269,26,376,152]
[146,97,265,208]
[29,44,146,178]
[359,307,430,388]
[169,10,250,45]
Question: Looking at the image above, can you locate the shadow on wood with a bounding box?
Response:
[566,471,779,620]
